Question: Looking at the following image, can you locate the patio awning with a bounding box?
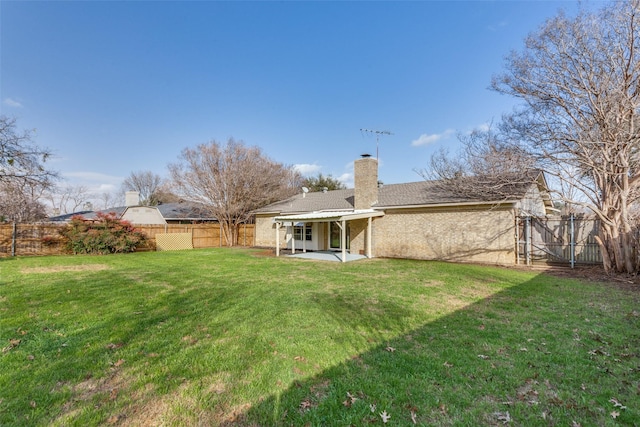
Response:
[273,209,384,223]
[273,209,384,262]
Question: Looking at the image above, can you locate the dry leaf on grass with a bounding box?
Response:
[105,343,123,350]
[342,391,358,407]
[2,339,21,353]
[299,399,313,412]
[494,411,511,424]
[609,397,627,410]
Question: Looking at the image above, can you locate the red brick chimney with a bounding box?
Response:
[354,154,378,210]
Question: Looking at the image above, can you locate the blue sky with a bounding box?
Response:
[1,0,596,198]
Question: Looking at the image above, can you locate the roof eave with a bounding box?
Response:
[375,200,520,210]
[273,210,384,222]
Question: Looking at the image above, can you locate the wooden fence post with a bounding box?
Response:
[11,222,17,257]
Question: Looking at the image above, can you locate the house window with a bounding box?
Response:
[329,222,350,249]
[293,224,312,241]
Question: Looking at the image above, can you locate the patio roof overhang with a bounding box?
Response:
[272,209,384,223]
[272,209,385,262]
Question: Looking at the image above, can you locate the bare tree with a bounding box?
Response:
[0,181,48,222]
[45,184,93,215]
[151,182,183,204]
[97,191,118,211]
[0,116,57,188]
[417,125,539,202]
[121,170,163,206]
[489,1,640,274]
[169,139,301,245]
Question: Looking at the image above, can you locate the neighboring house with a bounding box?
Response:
[48,192,217,225]
[254,155,553,264]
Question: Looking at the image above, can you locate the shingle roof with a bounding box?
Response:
[48,203,216,222]
[256,176,544,215]
[255,189,355,214]
[156,203,216,221]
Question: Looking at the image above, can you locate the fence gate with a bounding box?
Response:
[517,215,602,266]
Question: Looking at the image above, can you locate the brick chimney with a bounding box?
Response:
[354,154,378,209]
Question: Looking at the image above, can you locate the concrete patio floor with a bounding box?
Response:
[286,250,368,262]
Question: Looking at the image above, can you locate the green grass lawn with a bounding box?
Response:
[1,248,638,426]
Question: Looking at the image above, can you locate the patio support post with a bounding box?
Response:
[366,216,372,258]
[341,219,346,262]
[302,223,307,253]
[275,222,280,257]
[291,224,295,254]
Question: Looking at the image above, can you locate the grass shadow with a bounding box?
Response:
[243,272,640,426]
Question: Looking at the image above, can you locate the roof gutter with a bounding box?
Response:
[374,200,520,210]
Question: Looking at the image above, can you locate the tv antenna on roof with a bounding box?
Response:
[360,128,393,160]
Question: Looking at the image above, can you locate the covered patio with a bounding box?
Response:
[272,209,384,262]
[286,250,368,262]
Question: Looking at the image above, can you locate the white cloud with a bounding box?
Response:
[338,172,353,188]
[63,171,123,183]
[3,98,23,108]
[487,20,508,32]
[462,122,492,136]
[293,163,322,176]
[477,122,491,132]
[411,129,455,147]
[61,171,123,193]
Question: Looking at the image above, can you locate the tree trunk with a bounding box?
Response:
[596,220,638,275]
[220,221,234,247]
[594,234,613,274]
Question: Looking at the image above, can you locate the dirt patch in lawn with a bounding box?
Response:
[21,264,110,274]
[514,264,640,294]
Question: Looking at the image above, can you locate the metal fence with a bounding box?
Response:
[0,223,255,257]
[517,215,602,266]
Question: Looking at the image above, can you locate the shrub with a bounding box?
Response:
[59,212,149,255]
[41,235,62,247]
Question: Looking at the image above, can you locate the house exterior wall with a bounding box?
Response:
[349,218,368,255]
[516,184,548,216]
[288,223,325,251]
[255,215,289,249]
[372,206,517,265]
[256,207,518,265]
[121,207,167,225]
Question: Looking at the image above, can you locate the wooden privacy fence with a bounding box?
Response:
[0,223,255,257]
[517,215,602,266]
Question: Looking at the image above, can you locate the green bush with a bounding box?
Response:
[59,212,149,254]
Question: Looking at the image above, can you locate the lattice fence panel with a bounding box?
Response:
[155,233,194,251]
